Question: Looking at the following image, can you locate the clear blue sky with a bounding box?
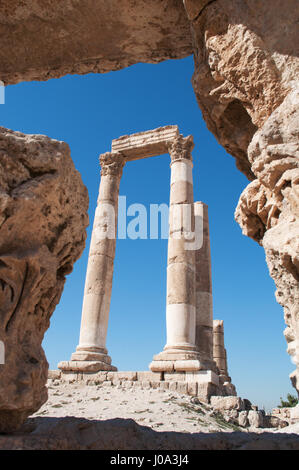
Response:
[1,56,294,410]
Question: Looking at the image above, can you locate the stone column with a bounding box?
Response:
[213,319,236,394]
[194,202,215,370]
[59,152,125,373]
[150,135,201,372]
[213,320,229,381]
[213,320,237,396]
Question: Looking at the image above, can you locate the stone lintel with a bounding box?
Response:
[111,125,179,161]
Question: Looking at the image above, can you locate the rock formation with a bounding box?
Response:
[186,0,298,179]
[235,89,299,391]
[0,416,298,450]
[0,0,192,85]
[185,0,299,393]
[0,127,89,431]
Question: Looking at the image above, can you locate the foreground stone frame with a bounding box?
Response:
[59,126,236,399]
[0,0,297,399]
[0,128,89,432]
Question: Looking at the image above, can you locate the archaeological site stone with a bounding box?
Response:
[0,127,89,432]
[59,126,236,402]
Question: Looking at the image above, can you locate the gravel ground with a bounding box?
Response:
[32,380,242,433]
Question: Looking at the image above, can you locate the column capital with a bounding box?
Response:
[168,135,194,163]
[99,152,125,177]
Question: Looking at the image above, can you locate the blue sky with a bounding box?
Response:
[1,56,294,410]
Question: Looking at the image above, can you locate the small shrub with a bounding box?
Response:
[278,394,298,408]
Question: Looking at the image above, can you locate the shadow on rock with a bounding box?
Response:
[0,417,299,450]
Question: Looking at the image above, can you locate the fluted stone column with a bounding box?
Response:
[194,202,215,370]
[150,135,201,372]
[59,152,125,372]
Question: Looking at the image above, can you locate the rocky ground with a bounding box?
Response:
[33,380,242,434]
[1,380,298,450]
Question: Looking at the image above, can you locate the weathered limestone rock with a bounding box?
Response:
[235,88,299,393]
[290,405,299,422]
[210,396,245,412]
[247,410,264,429]
[185,0,299,393]
[0,0,192,85]
[111,125,180,160]
[0,127,88,432]
[238,411,249,428]
[210,397,288,429]
[187,0,299,179]
[263,415,289,429]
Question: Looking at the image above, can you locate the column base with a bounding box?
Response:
[149,345,220,373]
[150,346,199,372]
[58,348,117,373]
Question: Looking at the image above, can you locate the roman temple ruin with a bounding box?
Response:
[58,126,236,400]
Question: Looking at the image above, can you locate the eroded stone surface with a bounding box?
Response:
[0,127,88,431]
[235,88,299,392]
[111,125,179,160]
[0,0,192,85]
[186,0,299,393]
[188,0,299,179]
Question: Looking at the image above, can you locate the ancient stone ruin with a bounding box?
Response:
[0,0,298,444]
[58,126,236,400]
